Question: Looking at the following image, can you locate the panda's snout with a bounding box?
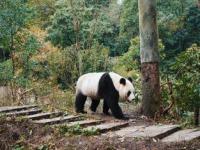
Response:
[127,94,135,102]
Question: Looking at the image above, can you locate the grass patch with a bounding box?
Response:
[58,124,100,136]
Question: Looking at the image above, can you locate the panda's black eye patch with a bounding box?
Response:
[127,91,131,97]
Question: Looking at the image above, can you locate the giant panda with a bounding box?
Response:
[75,72,136,120]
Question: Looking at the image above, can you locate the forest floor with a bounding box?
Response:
[0,114,200,150]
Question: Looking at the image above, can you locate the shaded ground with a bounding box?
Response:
[0,117,199,150]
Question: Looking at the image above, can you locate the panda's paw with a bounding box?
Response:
[82,110,87,114]
[77,110,87,114]
[121,116,129,120]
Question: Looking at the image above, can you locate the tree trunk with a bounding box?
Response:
[198,0,200,8]
[139,0,161,117]
[194,106,199,126]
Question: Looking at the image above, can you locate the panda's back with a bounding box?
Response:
[76,72,105,98]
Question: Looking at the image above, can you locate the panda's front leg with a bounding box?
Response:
[104,97,129,120]
[75,92,87,114]
[90,99,100,113]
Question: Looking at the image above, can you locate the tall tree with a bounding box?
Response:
[138,0,161,117]
[0,0,33,73]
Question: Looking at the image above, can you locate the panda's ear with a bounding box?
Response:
[120,78,126,85]
[127,77,132,83]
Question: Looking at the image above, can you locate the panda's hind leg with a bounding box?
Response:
[90,99,100,112]
[103,100,110,115]
[75,92,87,114]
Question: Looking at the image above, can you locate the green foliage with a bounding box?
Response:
[157,0,197,59]
[171,44,200,111]
[181,5,200,49]
[37,145,49,150]
[0,60,13,85]
[157,0,196,20]
[0,34,40,87]
[120,0,138,39]
[12,145,25,150]
[15,35,41,88]
[47,0,113,49]
[0,0,33,51]
[28,0,56,28]
[116,0,138,55]
[49,46,79,89]
[51,43,112,89]
[46,7,76,47]
[21,35,41,77]
[58,124,99,136]
[81,43,112,73]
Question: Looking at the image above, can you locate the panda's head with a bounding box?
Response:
[118,77,135,102]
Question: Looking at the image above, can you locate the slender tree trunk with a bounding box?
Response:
[1,48,6,61]
[198,0,200,8]
[138,0,161,118]
[10,31,15,75]
[194,106,199,126]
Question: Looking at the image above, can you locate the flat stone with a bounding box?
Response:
[32,115,80,125]
[162,129,200,142]
[25,112,64,120]
[86,122,129,133]
[113,124,180,139]
[67,120,104,127]
[112,126,145,137]
[5,108,42,116]
[0,105,38,113]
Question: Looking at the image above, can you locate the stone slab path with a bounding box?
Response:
[5,108,42,116]
[0,105,37,113]
[0,105,199,143]
[25,112,63,120]
[67,119,105,127]
[111,124,180,139]
[32,115,80,125]
[162,129,200,142]
[86,122,129,133]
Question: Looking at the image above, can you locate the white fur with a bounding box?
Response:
[76,72,135,101]
[76,72,105,98]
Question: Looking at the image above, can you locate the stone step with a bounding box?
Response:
[5,108,42,117]
[85,122,129,133]
[112,124,180,139]
[67,120,105,127]
[162,129,200,142]
[0,105,38,113]
[25,112,64,120]
[32,115,80,125]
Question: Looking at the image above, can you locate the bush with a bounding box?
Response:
[81,42,112,73]
[171,44,200,112]
[58,124,99,136]
[0,60,13,85]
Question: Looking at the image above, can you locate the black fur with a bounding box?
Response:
[103,100,110,115]
[75,92,87,113]
[127,77,133,83]
[98,73,126,119]
[119,78,126,85]
[90,99,100,112]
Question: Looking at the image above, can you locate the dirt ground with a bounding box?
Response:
[0,116,200,150]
